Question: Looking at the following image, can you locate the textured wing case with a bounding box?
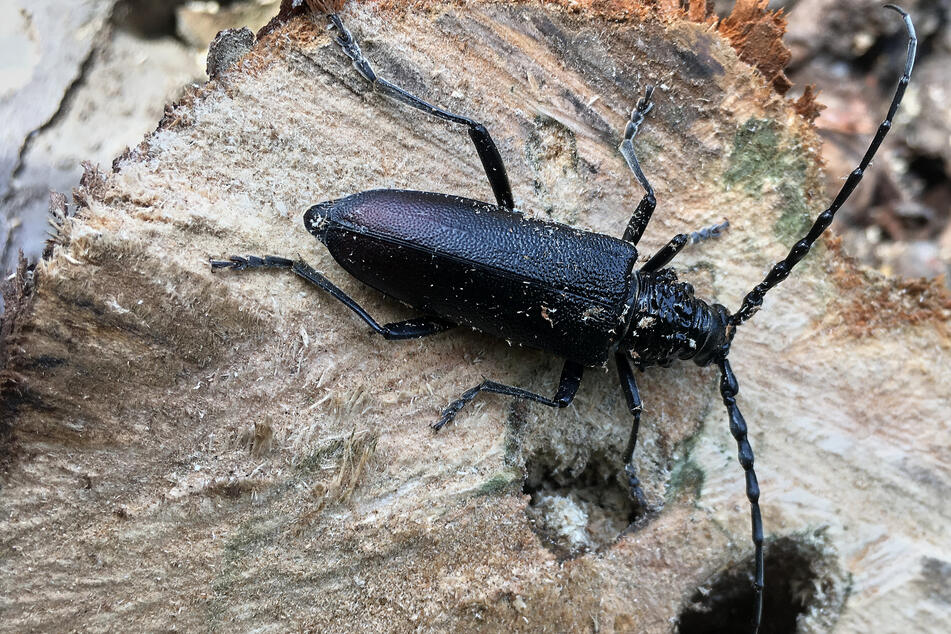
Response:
[305,190,639,365]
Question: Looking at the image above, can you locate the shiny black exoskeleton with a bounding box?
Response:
[213,8,916,633]
[303,188,732,369]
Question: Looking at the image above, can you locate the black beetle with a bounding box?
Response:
[213,7,916,632]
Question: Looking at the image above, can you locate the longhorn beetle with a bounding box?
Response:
[213,7,916,632]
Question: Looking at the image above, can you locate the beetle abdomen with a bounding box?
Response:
[305,189,639,365]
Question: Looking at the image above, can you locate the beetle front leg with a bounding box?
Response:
[211,255,455,339]
[640,220,729,272]
[432,359,583,431]
[619,86,657,245]
[615,352,648,510]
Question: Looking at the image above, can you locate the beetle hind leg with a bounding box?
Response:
[211,255,455,339]
[433,360,583,431]
[327,14,514,210]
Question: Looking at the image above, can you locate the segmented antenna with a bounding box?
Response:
[718,358,764,633]
[731,5,917,327]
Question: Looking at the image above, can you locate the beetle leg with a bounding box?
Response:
[371,317,456,340]
[619,86,657,245]
[615,352,648,510]
[211,255,455,339]
[210,254,295,270]
[640,220,729,273]
[641,234,688,273]
[328,14,514,211]
[432,360,583,431]
[717,357,765,634]
[688,220,730,244]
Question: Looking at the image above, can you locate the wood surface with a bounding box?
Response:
[2,1,949,632]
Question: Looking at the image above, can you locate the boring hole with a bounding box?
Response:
[522,449,640,558]
[677,534,847,634]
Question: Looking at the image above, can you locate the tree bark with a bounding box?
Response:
[2,1,949,632]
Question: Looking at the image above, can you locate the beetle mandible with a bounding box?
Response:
[213,6,917,632]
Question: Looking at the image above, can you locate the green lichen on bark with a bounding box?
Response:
[724,117,812,242]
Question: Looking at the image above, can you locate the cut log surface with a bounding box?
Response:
[2,1,950,632]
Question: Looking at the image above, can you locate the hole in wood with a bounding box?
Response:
[677,534,847,634]
[521,448,641,558]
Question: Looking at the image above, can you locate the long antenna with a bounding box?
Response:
[731,5,917,327]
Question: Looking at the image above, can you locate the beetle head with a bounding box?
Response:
[691,302,733,366]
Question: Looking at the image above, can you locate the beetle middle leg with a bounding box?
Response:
[615,352,649,509]
[211,255,455,339]
[328,14,514,210]
[432,360,584,431]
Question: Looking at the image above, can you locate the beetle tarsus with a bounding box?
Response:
[624,463,649,510]
[690,219,729,244]
[432,394,471,431]
[627,85,655,137]
[328,14,378,83]
[210,255,295,270]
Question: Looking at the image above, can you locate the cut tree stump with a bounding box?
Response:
[2,1,950,632]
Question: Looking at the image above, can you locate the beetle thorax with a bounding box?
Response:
[621,268,731,368]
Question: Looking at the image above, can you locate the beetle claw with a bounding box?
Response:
[623,86,656,142]
[635,93,654,115]
[210,255,249,270]
[432,401,463,431]
[634,85,655,114]
[624,462,649,512]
